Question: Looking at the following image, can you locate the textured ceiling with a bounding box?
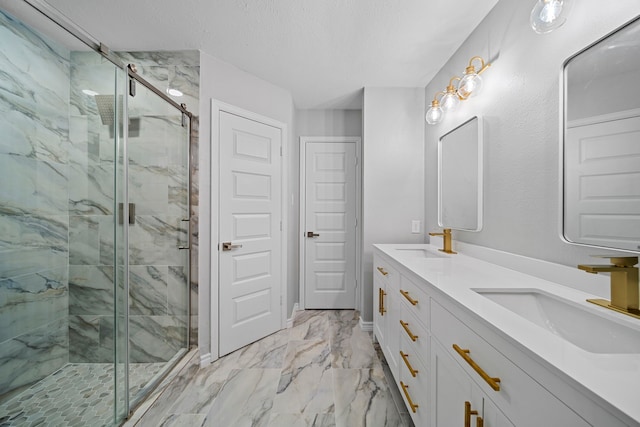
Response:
[42,0,499,109]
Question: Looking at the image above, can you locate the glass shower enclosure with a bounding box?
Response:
[0,2,191,425]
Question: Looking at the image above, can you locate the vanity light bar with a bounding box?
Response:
[426,56,491,125]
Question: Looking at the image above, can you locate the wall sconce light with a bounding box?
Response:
[426,92,445,125]
[441,77,461,112]
[530,0,572,34]
[426,56,491,125]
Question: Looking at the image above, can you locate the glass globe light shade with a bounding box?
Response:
[425,104,444,125]
[458,72,483,99]
[530,0,572,34]
[441,91,460,112]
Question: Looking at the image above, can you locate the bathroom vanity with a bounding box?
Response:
[373,244,640,427]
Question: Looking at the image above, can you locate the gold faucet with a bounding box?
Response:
[578,256,639,320]
[429,228,457,254]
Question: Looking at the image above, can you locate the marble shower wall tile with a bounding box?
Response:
[129,315,188,363]
[130,265,168,315]
[0,317,68,401]
[0,9,71,401]
[0,212,68,278]
[0,268,68,343]
[69,265,114,315]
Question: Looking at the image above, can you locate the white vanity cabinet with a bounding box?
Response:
[431,299,589,427]
[432,339,513,427]
[372,245,633,427]
[397,275,431,427]
[373,255,400,378]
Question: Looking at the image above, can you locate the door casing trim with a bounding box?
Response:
[299,136,362,312]
[211,99,288,361]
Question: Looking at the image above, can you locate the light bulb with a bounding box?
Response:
[426,105,444,125]
[458,73,483,99]
[440,93,459,112]
[530,0,572,34]
[441,77,461,112]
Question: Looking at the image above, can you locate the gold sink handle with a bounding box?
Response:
[578,255,639,319]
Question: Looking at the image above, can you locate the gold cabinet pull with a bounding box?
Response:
[453,344,501,391]
[378,288,386,315]
[465,401,479,427]
[400,320,418,341]
[400,381,419,413]
[477,417,484,427]
[400,289,418,305]
[400,351,419,377]
[376,266,388,276]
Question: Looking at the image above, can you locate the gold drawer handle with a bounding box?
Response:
[400,381,419,413]
[400,289,418,305]
[453,344,501,391]
[400,320,418,341]
[378,288,386,315]
[465,401,479,427]
[376,266,388,276]
[400,351,419,377]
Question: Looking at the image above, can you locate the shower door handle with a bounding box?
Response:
[118,203,136,225]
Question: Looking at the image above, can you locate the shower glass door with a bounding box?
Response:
[124,74,190,410]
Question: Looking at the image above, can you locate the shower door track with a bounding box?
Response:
[22,0,193,118]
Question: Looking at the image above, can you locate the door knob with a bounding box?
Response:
[222,242,243,251]
[306,231,320,238]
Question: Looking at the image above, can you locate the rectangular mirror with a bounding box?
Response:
[438,116,483,231]
[563,16,640,253]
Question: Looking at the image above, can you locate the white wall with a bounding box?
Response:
[198,51,295,360]
[293,109,363,310]
[296,109,363,137]
[362,88,425,322]
[424,1,640,287]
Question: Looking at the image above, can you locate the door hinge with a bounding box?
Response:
[280,146,283,156]
[280,295,283,306]
[355,157,358,166]
[355,218,358,228]
[280,221,283,231]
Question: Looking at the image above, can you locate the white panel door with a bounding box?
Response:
[304,141,357,309]
[565,115,640,250]
[219,111,282,356]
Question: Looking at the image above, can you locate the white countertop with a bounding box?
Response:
[374,243,640,425]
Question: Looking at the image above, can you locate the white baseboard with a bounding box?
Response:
[287,302,300,328]
[200,352,212,367]
[359,318,373,332]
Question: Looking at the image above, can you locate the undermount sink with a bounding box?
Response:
[474,288,640,354]
[395,248,446,258]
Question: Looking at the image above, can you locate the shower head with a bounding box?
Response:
[93,94,122,126]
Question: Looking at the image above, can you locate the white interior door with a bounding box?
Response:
[303,140,357,309]
[219,111,282,356]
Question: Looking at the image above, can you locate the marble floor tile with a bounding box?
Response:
[202,368,280,427]
[267,413,336,427]
[273,366,334,415]
[230,328,289,369]
[333,368,405,427]
[158,413,206,427]
[330,320,381,369]
[289,310,331,341]
[129,310,414,427]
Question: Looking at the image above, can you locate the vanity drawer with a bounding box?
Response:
[399,333,429,427]
[373,255,399,290]
[399,275,430,329]
[399,303,429,367]
[431,300,590,427]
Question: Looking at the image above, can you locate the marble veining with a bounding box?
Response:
[128,310,413,427]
